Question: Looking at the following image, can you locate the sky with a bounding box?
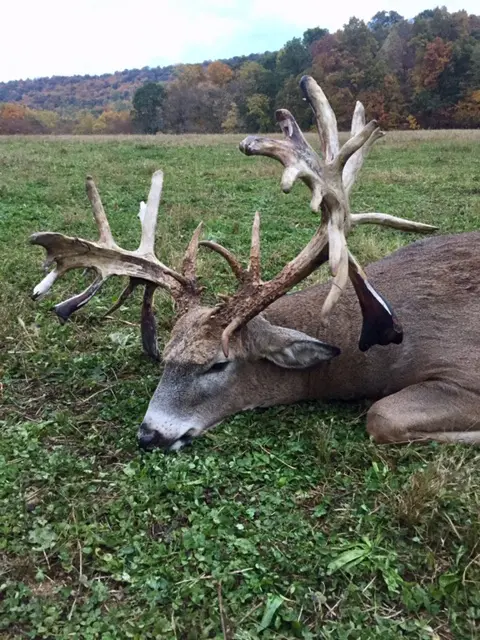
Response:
[1,0,478,82]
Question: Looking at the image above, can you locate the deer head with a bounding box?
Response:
[30,77,436,451]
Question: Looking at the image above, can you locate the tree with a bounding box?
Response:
[382,74,405,127]
[413,6,466,42]
[173,64,206,86]
[93,110,132,134]
[164,82,230,133]
[163,83,189,133]
[276,38,311,80]
[275,77,312,130]
[358,73,405,128]
[74,112,96,134]
[222,102,241,132]
[311,33,343,76]
[206,61,233,86]
[33,109,59,132]
[0,103,47,134]
[132,82,166,134]
[414,37,453,91]
[232,61,276,130]
[237,61,274,96]
[368,11,404,44]
[339,18,380,92]
[257,51,278,73]
[303,27,329,48]
[246,94,271,132]
[453,90,480,127]
[378,26,405,76]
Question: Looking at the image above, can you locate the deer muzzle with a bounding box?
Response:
[137,423,194,452]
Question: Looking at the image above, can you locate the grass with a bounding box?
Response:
[1,131,480,639]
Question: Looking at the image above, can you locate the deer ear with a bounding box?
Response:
[248,316,340,369]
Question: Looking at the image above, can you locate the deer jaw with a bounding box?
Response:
[139,307,340,451]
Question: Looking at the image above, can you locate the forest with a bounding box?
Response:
[0,7,479,134]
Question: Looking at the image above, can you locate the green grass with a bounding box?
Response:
[1,131,480,639]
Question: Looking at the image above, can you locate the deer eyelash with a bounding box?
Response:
[206,361,230,374]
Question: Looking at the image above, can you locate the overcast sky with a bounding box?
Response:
[2,0,478,82]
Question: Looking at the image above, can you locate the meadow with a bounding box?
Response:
[1,130,480,639]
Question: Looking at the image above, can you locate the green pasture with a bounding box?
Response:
[1,131,480,638]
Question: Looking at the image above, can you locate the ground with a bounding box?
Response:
[1,131,480,639]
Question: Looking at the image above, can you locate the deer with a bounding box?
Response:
[29,77,480,452]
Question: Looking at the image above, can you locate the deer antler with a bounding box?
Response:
[201,213,330,356]
[31,170,203,360]
[206,76,437,355]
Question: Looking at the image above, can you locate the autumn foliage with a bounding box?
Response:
[1,7,479,134]
[0,104,48,134]
[0,104,133,135]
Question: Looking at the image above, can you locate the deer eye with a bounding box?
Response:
[206,361,230,374]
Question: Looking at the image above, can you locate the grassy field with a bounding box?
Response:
[1,130,480,639]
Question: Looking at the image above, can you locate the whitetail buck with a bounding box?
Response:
[30,77,480,452]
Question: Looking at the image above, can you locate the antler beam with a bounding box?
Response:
[30,78,439,362]
[226,76,438,354]
[31,171,202,360]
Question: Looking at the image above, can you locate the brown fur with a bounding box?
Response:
[161,232,480,444]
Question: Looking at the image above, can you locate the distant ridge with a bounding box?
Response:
[0,53,265,114]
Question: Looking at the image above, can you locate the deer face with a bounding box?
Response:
[138,307,340,451]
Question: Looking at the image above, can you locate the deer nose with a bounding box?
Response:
[137,424,171,451]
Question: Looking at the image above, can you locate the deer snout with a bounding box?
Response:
[137,423,173,451]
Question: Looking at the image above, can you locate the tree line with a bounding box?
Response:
[1,7,479,135]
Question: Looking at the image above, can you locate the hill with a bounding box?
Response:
[0,54,264,114]
[0,8,478,134]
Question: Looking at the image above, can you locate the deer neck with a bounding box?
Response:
[262,282,377,403]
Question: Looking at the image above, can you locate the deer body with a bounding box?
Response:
[265,232,480,405]
[141,232,480,449]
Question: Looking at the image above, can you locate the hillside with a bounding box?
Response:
[0,54,263,114]
[0,8,479,134]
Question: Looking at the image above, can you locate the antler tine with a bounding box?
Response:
[171,222,205,316]
[351,213,438,233]
[327,211,346,278]
[347,251,403,351]
[221,318,242,357]
[248,212,261,284]
[351,100,366,136]
[30,170,204,359]
[103,278,140,317]
[343,102,386,194]
[199,240,246,283]
[54,275,106,323]
[138,170,163,255]
[216,217,330,356]
[32,267,61,301]
[86,176,116,248]
[299,75,339,162]
[141,283,160,361]
[320,240,348,322]
[200,214,262,287]
[240,109,324,212]
[334,120,379,172]
[343,102,365,190]
[135,169,190,287]
[182,222,203,281]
